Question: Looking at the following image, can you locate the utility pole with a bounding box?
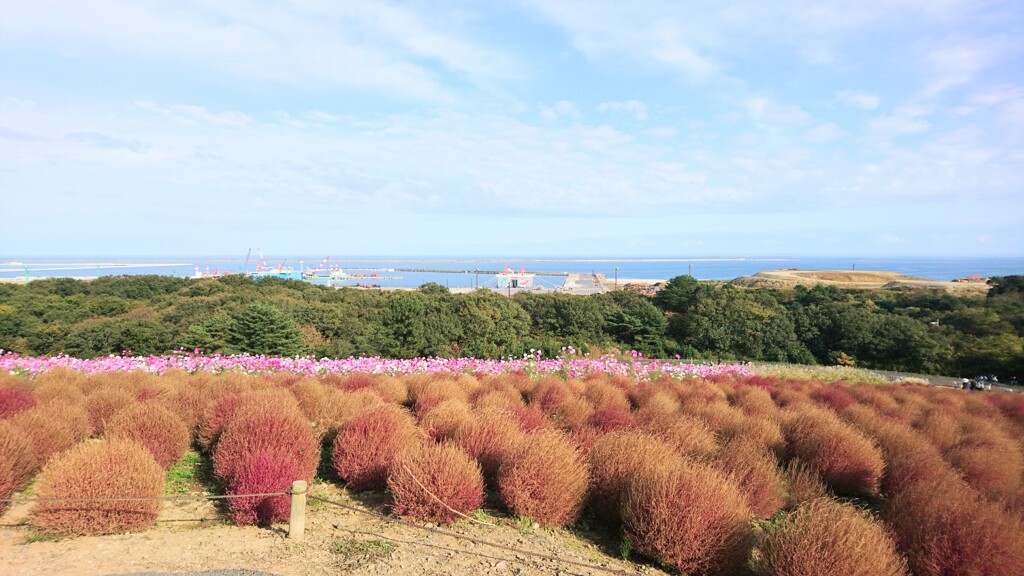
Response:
[614,267,618,289]
[688,263,692,276]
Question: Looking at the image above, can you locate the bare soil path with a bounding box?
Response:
[1,483,663,576]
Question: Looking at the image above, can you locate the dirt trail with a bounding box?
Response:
[0,484,661,576]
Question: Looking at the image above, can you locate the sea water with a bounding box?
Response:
[1,256,1022,288]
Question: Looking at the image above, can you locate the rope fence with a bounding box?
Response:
[3,479,638,575]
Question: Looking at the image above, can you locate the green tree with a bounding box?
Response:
[230,303,305,356]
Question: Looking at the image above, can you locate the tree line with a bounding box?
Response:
[0,274,1021,378]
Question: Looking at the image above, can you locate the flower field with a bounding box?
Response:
[2,352,1024,575]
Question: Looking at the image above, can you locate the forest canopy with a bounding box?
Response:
[0,274,1021,379]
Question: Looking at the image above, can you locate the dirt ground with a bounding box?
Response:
[731,269,990,294]
[0,482,663,576]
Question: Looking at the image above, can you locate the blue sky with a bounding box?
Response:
[1,0,1022,257]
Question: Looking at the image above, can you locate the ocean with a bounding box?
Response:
[1,256,1022,289]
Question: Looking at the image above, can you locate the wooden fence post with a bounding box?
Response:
[289,480,307,540]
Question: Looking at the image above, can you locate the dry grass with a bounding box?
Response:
[782,459,830,510]
[756,498,909,576]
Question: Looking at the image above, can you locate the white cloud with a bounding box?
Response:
[136,101,251,127]
[597,100,648,120]
[540,100,581,121]
[869,107,931,137]
[837,90,881,109]
[746,97,810,127]
[804,123,842,144]
[307,111,339,123]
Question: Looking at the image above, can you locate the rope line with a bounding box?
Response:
[399,464,497,527]
[0,491,289,504]
[309,494,637,576]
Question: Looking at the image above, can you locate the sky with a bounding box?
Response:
[1,0,1022,258]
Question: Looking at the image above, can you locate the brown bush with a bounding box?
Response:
[471,387,525,411]
[30,438,164,536]
[454,409,521,484]
[729,384,779,418]
[10,405,91,469]
[757,498,908,576]
[387,443,484,524]
[644,415,718,460]
[226,450,305,526]
[782,459,829,509]
[712,439,785,519]
[885,477,1024,576]
[622,461,754,576]
[911,408,961,453]
[0,421,35,512]
[33,379,86,407]
[497,429,589,528]
[720,415,785,458]
[332,404,422,491]
[784,407,884,496]
[529,377,577,414]
[588,405,635,432]
[106,403,190,469]
[582,380,631,413]
[84,389,136,435]
[550,397,594,431]
[419,399,475,442]
[213,403,319,486]
[588,431,683,524]
[409,377,469,415]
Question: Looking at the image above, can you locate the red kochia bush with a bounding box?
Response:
[621,462,754,576]
[106,403,190,469]
[387,443,484,524]
[332,404,422,491]
[10,405,91,470]
[497,429,589,528]
[198,389,301,451]
[784,407,884,496]
[84,389,135,435]
[213,404,319,526]
[712,439,785,519]
[30,438,164,535]
[757,498,909,576]
[0,384,37,418]
[884,477,1024,576]
[1,421,36,512]
[227,451,304,525]
[588,431,683,524]
[213,403,319,485]
[454,408,522,485]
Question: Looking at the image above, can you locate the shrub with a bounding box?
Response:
[588,431,683,524]
[644,415,718,460]
[29,438,164,535]
[497,429,589,528]
[84,389,136,435]
[589,405,635,432]
[419,399,475,442]
[810,386,858,413]
[0,421,35,512]
[783,407,884,496]
[10,405,91,469]
[757,498,909,576]
[782,460,829,509]
[621,462,754,576]
[884,477,1024,576]
[332,404,422,491]
[213,403,319,486]
[712,439,785,519]
[106,403,190,469]
[454,409,521,484]
[0,384,36,418]
[550,397,594,431]
[226,450,304,526]
[197,389,300,451]
[387,443,484,524]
